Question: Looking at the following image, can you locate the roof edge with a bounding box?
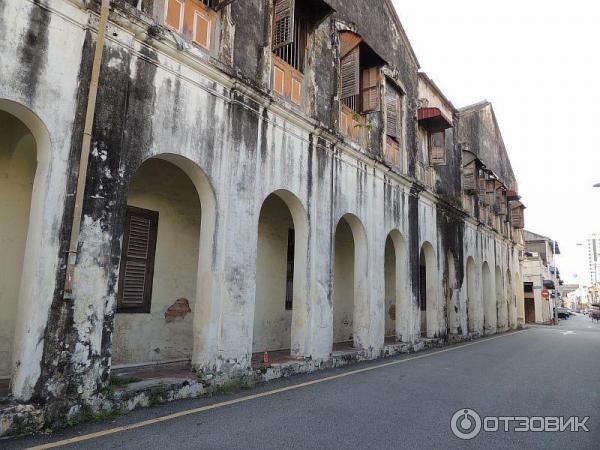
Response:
[384,0,421,69]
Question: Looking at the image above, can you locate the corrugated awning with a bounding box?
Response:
[418,107,453,132]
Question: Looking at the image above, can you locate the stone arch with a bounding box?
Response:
[384,230,408,342]
[333,213,368,349]
[444,250,458,336]
[112,153,217,370]
[419,241,437,338]
[0,99,52,399]
[482,262,494,333]
[253,189,309,358]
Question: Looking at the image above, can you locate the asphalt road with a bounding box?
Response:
[5,315,600,450]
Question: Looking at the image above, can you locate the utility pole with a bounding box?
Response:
[551,238,558,325]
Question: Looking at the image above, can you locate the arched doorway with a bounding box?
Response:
[0,110,38,389]
[384,230,407,343]
[445,251,457,337]
[419,242,437,338]
[495,266,503,331]
[466,257,478,334]
[253,190,308,358]
[333,214,368,350]
[113,155,216,370]
[482,262,494,333]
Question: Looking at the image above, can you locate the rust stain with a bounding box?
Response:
[388,303,396,320]
[165,298,192,322]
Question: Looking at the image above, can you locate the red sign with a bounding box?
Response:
[542,289,550,300]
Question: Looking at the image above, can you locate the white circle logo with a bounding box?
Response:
[451,408,482,440]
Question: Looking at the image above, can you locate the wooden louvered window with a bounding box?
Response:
[340,46,360,112]
[272,0,310,73]
[477,170,488,204]
[386,82,401,140]
[428,131,446,166]
[273,0,295,50]
[117,206,159,313]
[362,67,379,113]
[485,179,496,206]
[463,161,477,193]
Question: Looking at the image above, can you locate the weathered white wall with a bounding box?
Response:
[0,113,36,379]
[253,194,294,353]
[10,0,525,400]
[113,159,200,366]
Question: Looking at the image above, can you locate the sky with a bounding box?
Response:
[392,0,600,285]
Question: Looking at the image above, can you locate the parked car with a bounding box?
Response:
[557,308,570,319]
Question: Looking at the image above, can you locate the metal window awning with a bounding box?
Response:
[417,107,453,132]
[506,190,520,201]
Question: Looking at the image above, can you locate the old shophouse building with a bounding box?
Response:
[0,0,527,432]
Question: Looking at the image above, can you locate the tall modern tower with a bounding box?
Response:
[588,233,600,284]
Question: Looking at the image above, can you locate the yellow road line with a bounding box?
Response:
[29,330,528,449]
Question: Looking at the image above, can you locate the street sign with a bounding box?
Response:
[542,289,550,299]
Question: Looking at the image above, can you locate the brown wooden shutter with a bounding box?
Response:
[499,190,508,215]
[386,84,399,139]
[165,0,184,31]
[193,9,212,49]
[510,203,525,229]
[385,136,401,166]
[463,161,477,192]
[485,179,496,206]
[429,147,446,166]
[272,0,295,50]
[117,206,159,313]
[478,171,486,199]
[361,67,380,113]
[340,46,360,101]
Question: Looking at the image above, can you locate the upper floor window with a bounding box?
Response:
[272,0,309,72]
[428,131,446,166]
[462,160,479,193]
[417,106,452,167]
[339,31,382,114]
[271,0,332,104]
[385,81,404,167]
[386,82,403,141]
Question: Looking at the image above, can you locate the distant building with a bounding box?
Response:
[522,231,561,323]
